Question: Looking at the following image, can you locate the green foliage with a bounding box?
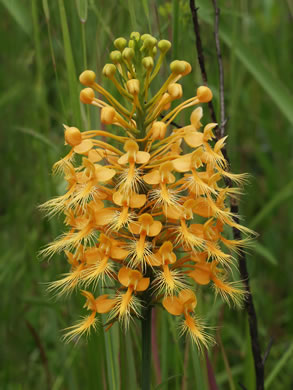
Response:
[0,0,292,389]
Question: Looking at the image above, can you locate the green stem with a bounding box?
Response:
[141,302,152,390]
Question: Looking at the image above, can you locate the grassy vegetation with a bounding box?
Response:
[1,0,292,389]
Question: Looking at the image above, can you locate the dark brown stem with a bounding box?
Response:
[212,0,225,139]
[189,1,264,389]
[189,0,217,124]
[25,319,52,390]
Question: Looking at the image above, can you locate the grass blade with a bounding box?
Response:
[58,0,81,127]
[250,180,293,229]
[265,343,293,388]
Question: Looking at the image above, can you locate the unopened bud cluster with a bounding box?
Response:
[41,33,251,347]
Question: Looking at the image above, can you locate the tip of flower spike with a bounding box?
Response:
[197,86,213,103]
[64,126,82,146]
[114,37,127,51]
[79,70,96,86]
[80,88,95,104]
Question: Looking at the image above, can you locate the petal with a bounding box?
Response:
[149,220,162,236]
[95,209,116,226]
[84,248,103,265]
[88,149,103,162]
[136,277,150,291]
[128,222,140,235]
[143,170,160,185]
[110,246,129,260]
[189,269,211,285]
[129,193,146,208]
[74,139,93,154]
[96,295,116,313]
[189,224,205,238]
[118,266,131,287]
[112,191,123,206]
[117,153,129,165]
[95,167,116,182]
[162,296,184,315]
[164,205,181,220]
[193,199,214,218]
[136,151,150,164]
[184,132,203,148]
[147,253,162,266]
[178,289,197,306]
[172,155,192,172]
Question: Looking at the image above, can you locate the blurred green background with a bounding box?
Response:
[1,0,292,389]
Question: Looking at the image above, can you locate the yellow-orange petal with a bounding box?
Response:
[129,193,146,208]
[128,222,140,235]
[136,151,150,164]
[178,289,197,308]
[164,205,181,220]
[110,246,129,260]
[95,295,116,313]
[95,209,116,226]
[189,269,211,285]
[184,132,203,148]
[136,277,150,291]
[74,139,94,154]
[163,296,184,315]
[117,153,129,165]
[95,166,116,182]
[143,170,160,185]
[88,149,103,162]
[172,155,192,172]
[190,107,203,129]
[118,266,131,287]
[84,248,104,265]
[149,220,162,237]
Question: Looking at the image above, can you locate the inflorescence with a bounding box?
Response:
[41,32,252,349]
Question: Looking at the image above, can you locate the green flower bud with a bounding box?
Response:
[142,56,154,70]
[114,37,127,51]
[129,39,135,49]
[130,32,140,41]
[141,33,152,41]
[170,60,186,75]
[122,47,135,61]
[158,39,171,53]
[102,64,116,78]
[110,50,122,64]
